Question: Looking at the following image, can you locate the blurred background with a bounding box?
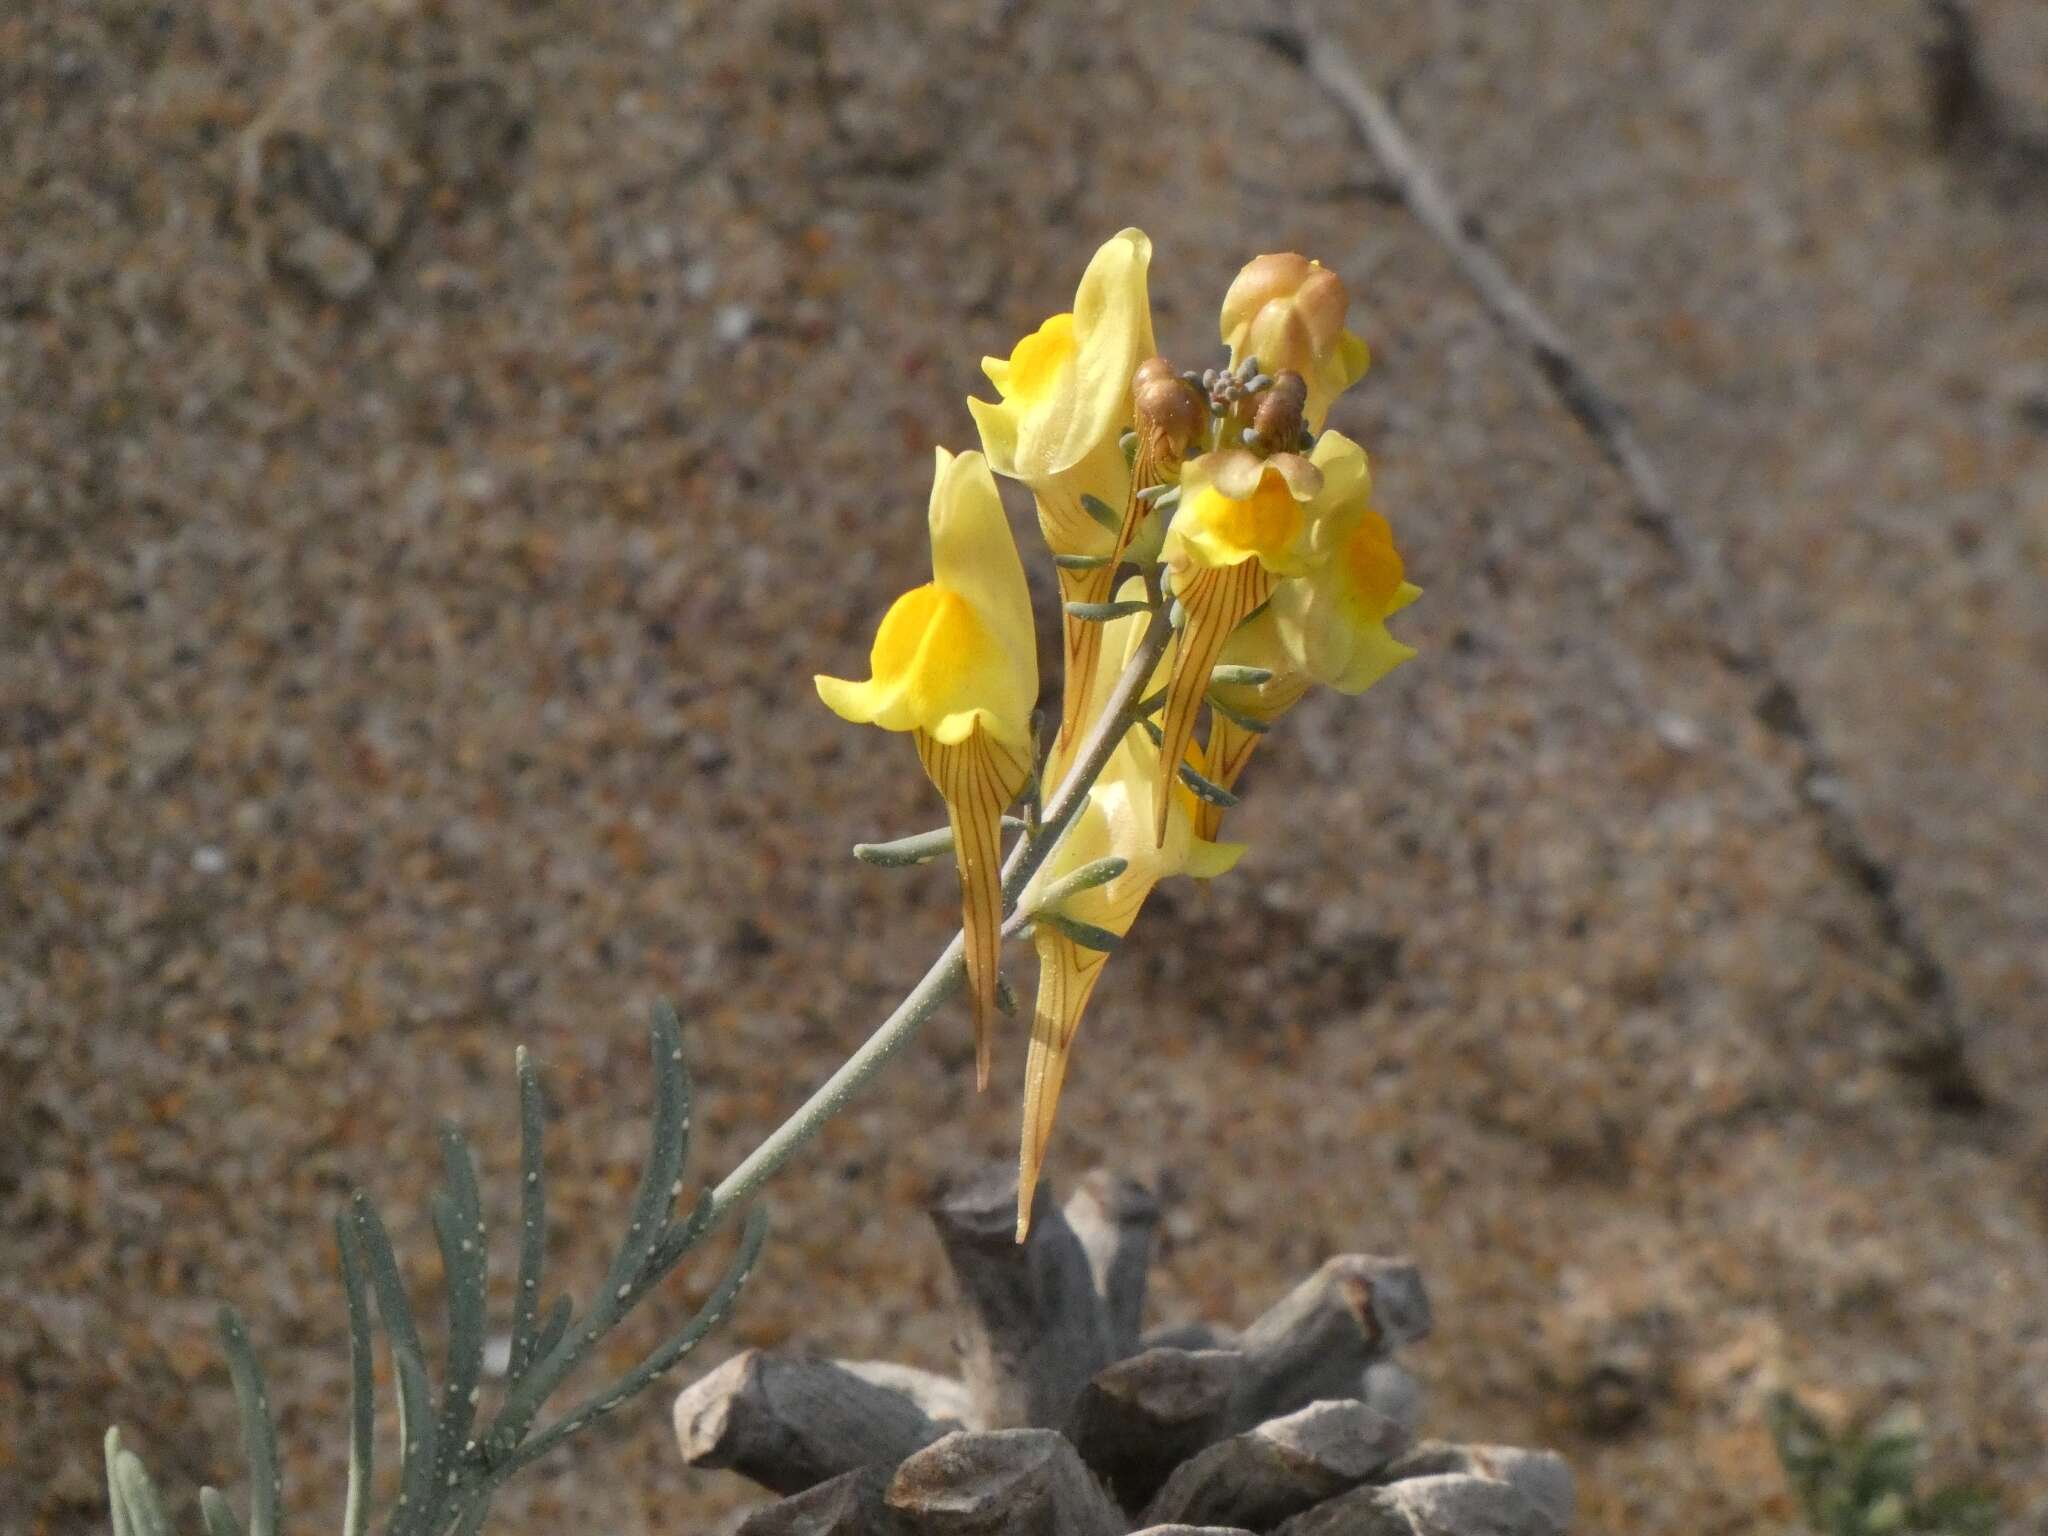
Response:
[5,1,2045,1531]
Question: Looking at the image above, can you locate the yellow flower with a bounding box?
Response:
[1012,591,1242,1238]
[970,229,1156,759]
[1219,252,1371,434]
[1269,434,1419,696]
[1146,448,1331,845]
[816,448,1039,1089]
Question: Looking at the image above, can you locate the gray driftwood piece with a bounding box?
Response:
[885,1428,1125,1536]
[1142,1399,1411,1530]
[723,1465,894,1536]
[1129,1528,1257,1535]
[1231,1256,1431,1430]
[675,1350,943,1495]
[1071,1346,1244,1507]
[1062,1170,1160,1357]
[929,1165,1114,1433]
[1381,1444,1574,1530]
[1278,1472,1562,1536]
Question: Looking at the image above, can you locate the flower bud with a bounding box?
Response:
[1218,253,1370,431]
[1131,356,1206,480]
[1246,370,1307,454]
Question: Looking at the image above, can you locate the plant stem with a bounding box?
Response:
[704,579,1171,1230]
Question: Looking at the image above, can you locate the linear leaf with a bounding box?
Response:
[198,1487,245,1536]
[1065,599,1151,623]
[508,1045,547,1384]
[334,1212,376,1536]
[216,1309,281,1536]
[1205,693,1271,734]
[1079,493,1122,533]
[1037,910,1123,954]
[433,1127,488,1473]
[389,1345,439,1536]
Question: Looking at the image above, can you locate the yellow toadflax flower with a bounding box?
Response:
[1191,432,1413,841]
[1148,447,1332,846]
[969,229,1157,763]
[816,448,1038,1090]
[1219,252,1371,435]
[1013,589,1243,1238]
[1269,444,1420,699]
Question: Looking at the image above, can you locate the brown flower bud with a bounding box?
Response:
[1247,370,1307,453]
[1218,253,1369,431]
[1131,356,1206,480]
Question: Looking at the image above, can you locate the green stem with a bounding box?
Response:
[703,578,1171,1231]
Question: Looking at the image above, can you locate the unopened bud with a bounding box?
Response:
[1245,371,1307,454]
[1132,356,1206,479]
[1219,253,1368,430]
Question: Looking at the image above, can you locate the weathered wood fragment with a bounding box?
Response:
[1381,1444,1574,1530]
[1062,1169,1160,1357]
[1071,1346,1245,1507]
[1278,1472,1562,1536]
[675,1350,942,1495]
[723,1465,897,1536]
[1232,1257,1430,1428]
[928,1165,1113,1433]
[1141,1399,1409,1530]
[884,1428,1125,1536]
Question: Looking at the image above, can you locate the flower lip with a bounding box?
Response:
[1167,450,1324,575]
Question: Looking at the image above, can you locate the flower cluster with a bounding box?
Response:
[817,231,1418,1237]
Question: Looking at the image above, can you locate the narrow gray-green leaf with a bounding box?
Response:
[350,1193,424,1367]
[335,1212,376,1536]
[112,1453,171,1536]
[1037,911,1123,954]
[1079,493,1123,533]
[1065,599,1151,623]
[216,1309,281,1536]
[389,1345,439,1536]
[199,1487,246,1536]
[1031,857,1128,913]
[1206,693,1272,734]
[1175,760,1242,807]
[507,1045,547,1383]
[105,1430,135,1536]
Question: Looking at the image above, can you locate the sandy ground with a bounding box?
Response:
[4,1,2045,1532]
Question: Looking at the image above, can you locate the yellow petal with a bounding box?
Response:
[1269,505,1420,695]
[1164,452,1318,576]
[816,582,1016,744]
[918,726,1033,1093]
[971,229,1155,484]
[927,448,1037,738]
[1017,925,1111,1240]
[1184,831,1248,880]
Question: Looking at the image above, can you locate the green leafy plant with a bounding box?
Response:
[105,1007,767,1536]
[1768,1391,1999,1536]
